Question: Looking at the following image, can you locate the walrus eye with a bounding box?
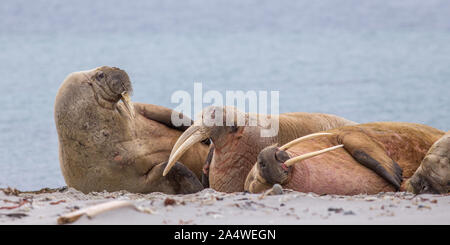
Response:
[421,184,429,192]
[230,125,238,133]
[96,71,105,81]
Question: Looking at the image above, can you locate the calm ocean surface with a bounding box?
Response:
[0,0,449,190]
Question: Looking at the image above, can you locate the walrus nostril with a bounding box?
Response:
[275,150,290,163]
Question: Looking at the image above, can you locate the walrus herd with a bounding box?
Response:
[55,66,449,195]
[163,106,356,192]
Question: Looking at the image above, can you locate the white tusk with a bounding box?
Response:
[284,144,344,167]
[279,133,333,150]
[163,130,207,176]
[121,92,135,119]
[169,121,202,160]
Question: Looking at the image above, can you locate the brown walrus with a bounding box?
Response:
[245,122,447,195]
[163,105,356,193]
[54,66,209,194]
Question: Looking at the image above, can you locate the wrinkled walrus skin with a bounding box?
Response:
[55,66,209,194]
[245,122,446,195]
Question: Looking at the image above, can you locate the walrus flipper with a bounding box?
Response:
[338,131,403,190]
[148,162,204,194]
[133,103,193,131]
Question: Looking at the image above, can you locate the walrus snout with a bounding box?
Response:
[243,146,290,193]
[405,174,441,194]
[257,145,291,185]
[94,66,133,98]
[86,66,135,118]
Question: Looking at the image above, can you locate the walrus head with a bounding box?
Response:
[243,145,292,193]
[405,132,450,194]
[84,66,135,118]
[252,145,292,186]
[163,106,249,176]
[245,133,343,193]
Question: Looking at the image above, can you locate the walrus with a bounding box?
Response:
[163,105,356,193]
[54,66,209,194]
[406,131,450,194]
[245,122,447,195]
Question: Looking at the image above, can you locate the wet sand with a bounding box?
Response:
[0,187,449,225]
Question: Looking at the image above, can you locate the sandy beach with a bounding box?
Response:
[1,187,448,225]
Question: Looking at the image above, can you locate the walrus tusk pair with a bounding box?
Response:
[278,132,343,167]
